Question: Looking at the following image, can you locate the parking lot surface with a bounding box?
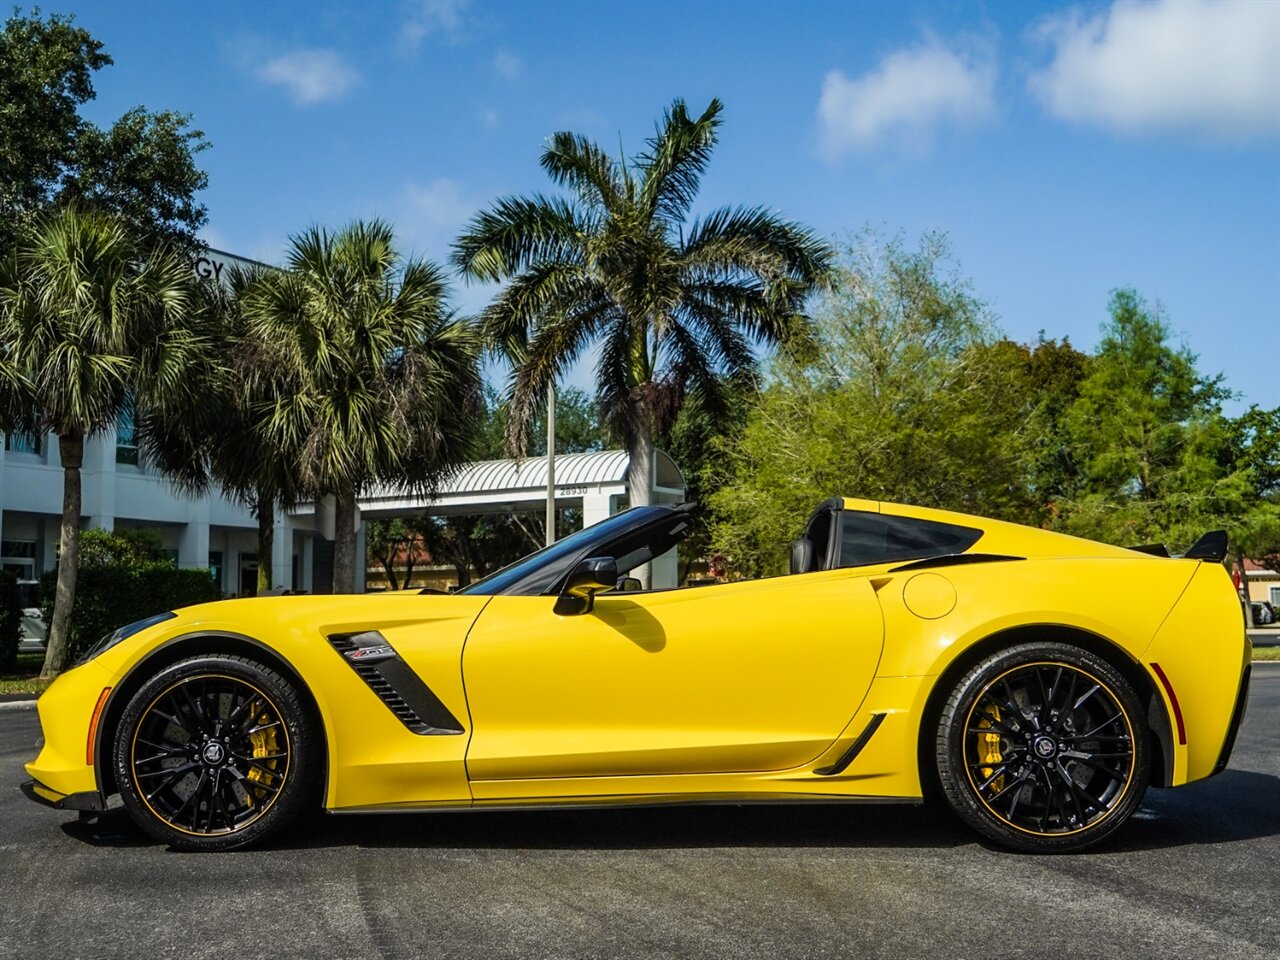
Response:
[2,665,1278,960]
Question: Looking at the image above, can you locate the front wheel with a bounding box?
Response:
[113,654,319,851]
[935,642,1150,853]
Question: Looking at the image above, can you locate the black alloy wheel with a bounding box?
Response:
[114,654,319,851]
[936,642,1150,853]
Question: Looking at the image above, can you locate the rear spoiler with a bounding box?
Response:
[1184,530,1228,562]
[1128,530,1227,562]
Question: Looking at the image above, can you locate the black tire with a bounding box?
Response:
[113,654,320,851]
[936,642,1149,853]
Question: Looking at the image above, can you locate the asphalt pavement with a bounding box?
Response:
[2,666,1278,960]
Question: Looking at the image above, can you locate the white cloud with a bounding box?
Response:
[401,0,470,50]
[818,36,997,158]
[1030,0,1280,140]
[492,48,522,80]
[397,178,481,260]
[256,49,359,105]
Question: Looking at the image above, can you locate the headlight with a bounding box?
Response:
[76,612,177,666]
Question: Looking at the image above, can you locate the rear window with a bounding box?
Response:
[838,512,981,568]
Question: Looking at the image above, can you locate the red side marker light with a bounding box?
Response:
[1150,663,1186,746]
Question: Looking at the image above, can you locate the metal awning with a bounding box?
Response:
[291,449,685,520]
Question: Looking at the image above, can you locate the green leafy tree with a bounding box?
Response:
[367,518,424,590]
[657,370,756,583]
[0,9,209,255]
[246,221,482,593]
[413,513,544,589]
[968,334,1091,520]
[453,98,832,580]
[478,383,605,459]
[709,232,1034,576]
[413,384,606,588]
[1052,289,1248,551]
[1222,406,1280,622]
[0,206,201,676]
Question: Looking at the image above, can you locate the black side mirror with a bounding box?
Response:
[554,556,618,616]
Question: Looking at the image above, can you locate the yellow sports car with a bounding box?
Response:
[23,498,1250,853]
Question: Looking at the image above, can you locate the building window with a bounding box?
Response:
[1271,585,1280,607]
[1,540,37,580]
[116,395,139,465]
[209,550,223,588]
[5,431,41,455]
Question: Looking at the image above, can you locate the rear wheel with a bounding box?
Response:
[936,642,1149,853]
[113,654,319,851]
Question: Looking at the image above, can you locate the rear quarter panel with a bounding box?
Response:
[1142,562,1248,783]
[875,557,1198,679]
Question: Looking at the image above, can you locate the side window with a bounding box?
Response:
[838,512,982,568]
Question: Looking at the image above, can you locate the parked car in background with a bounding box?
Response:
[1251,601,1277,626]
[17,580,47,654]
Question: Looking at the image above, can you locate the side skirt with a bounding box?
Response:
[329,793,924,815]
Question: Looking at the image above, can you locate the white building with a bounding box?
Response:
[0,249,686,594]
[0,249,284,595]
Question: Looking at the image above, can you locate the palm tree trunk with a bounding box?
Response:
[42,433,84,678]
[627,413,655,587]
[332,488,358,594]
[254,490,273,595]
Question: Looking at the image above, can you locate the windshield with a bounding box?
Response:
[458,508,658,596]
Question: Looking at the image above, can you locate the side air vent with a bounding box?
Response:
[327,632,465,736]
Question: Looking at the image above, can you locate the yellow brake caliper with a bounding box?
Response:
[245,709,280,806]
[978,703,1004,793]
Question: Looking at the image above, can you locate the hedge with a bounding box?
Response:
[41,564,221,663]
[0,570,19,670]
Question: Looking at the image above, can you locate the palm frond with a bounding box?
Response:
[451,195,589,283]
[638,98,723,225]
[682,206,835,286]
[540,131,623,210]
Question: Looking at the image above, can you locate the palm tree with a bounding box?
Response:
[138,263,306,593]
[453,97,833,580]
[0,206,200,676]
[245,221,481,593]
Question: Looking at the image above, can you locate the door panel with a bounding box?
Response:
[462,571,884,781]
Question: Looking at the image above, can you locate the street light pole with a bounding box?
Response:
[545,380,556,547]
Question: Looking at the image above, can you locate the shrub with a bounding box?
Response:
[40,542,221,662]
[0,570,20,671]
[79,528,170,568]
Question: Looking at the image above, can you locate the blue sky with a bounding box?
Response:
[49,0,1280,411]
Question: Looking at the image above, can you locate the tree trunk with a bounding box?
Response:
[42,433,84,678]
[627,413,655,588]
[380,556,399,591]
[254,490,274,595]
[402,535,417,589]
[332,488,358,594]
[1235,548,1255,628]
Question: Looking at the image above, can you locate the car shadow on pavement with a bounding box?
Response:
[58,769,1280,853]
[62,800,973,852]
[1101,769,1280,854]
